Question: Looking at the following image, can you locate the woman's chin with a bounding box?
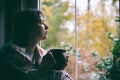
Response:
[41,36,48,40]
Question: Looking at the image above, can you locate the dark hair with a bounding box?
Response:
[50,49,67,70]
[12,9,43,47]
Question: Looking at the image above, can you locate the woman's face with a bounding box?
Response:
[32,13,49,41]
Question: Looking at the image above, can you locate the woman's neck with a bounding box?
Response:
[26,41,38,52]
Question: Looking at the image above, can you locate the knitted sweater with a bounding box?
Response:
[0,41,72,80]
[45,70,72,80]
[28,69,72,80]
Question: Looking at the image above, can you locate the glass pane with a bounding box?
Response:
[40,0,119,80]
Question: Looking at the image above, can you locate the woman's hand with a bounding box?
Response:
[39,51,56,69]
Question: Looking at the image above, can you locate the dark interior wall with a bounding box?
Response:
[0,0,5,46]
[0,0,21,47]
[21,0,38,10]
[0,0,38,47]
[4,0,21,42]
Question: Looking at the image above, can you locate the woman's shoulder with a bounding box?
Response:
[0,41,14,55]
[0,41,32,73]
[0,41,24,56]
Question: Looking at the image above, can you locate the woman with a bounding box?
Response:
[0,9,55,80]
[0,9,72,80]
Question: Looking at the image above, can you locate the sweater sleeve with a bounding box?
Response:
[44,70,72,80]
[61,70,73,80]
